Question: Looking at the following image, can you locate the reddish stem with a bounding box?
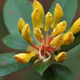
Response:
[47,29,53,45]
[50,29,53,35]
[35,53,39,56]
[47,46,56,52]
[31,43,39,50]
[47,36,53,45]
[37,38,40,43]
[44,32,47,45]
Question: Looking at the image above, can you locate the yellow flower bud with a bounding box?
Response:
[33,0,44,28]
[14,52,35,63]
[22,24,33,44]
[44,12,53,32]
[18,18,25,33]
[51,3,63,29]
[68,18,80,34]
[50,34,63,47]
[33,28,43,40]
[31,8,40,29]
[62,32,74,45]
[52,21,67,36]
[54,52,67,63]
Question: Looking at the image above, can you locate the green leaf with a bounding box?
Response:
[2,34,38,51]
[2,34,29,51]
[49,0,78,31]
[62,44,80,77]
[33,58,54,75]
[60,33,80,52]
[3,0,33,34]
[0,53,32,77]
[41,64,73,80]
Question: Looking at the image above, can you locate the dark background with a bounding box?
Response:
[0,0,80,80]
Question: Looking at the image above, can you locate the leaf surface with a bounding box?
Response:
[2,34,29,50]
[41,64,73,80]
[33,58,54,75]
[63,44,80,77]
[0,53,32,77]
[4,0,33,34]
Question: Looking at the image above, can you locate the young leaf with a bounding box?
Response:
[3,0,33,34]
[41,64,73,80]
[33,58,54,75]
[0,53,32,77]
[49,0,78,31]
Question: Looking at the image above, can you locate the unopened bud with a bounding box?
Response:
[33,0,44,28]
[14,52,35,63]
[63,32,74,45]
[51,3,63,29]
[44,12,53,32]
[33,28,43,40]
[18,18,25,33]
[52,21,67,36]
[31,8,40,29]
[50,34,63,47]
[22,24,33,44]
[68,18,80,34]
[54,52,67,63]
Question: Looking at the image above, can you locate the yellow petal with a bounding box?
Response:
[54,52,67,63]
[50,34,63,47]
[62,32,74,45]
[44,12,53,32]
[68,18,80,34]
[52,21,67,36]
[18,18,25,33]
[33,28,43,40]
[14,52,35,63]
[33,0,44,28]
[51,3,63,29]
[31,8,40,29]
[22,24,33,44]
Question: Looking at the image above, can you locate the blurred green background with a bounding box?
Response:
[0,0,80,80]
